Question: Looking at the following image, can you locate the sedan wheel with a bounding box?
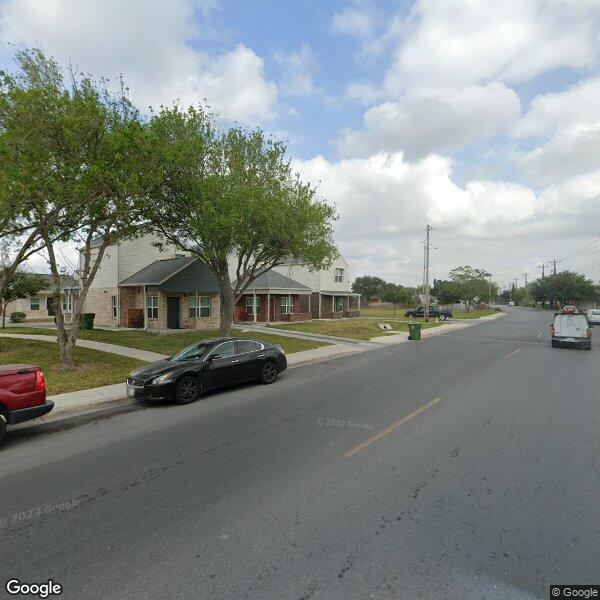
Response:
[260,361,278,384]
[175,375,200,404]
[0,416,6,446]
[439,314,447,321]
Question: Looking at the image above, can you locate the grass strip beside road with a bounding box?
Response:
[268,317,441,340]
[361,307,500,320]
[0,338,144,396]
[1,327,327,355]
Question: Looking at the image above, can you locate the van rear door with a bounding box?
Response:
[553,314,588,339]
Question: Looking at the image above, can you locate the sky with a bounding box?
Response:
[1,0,600,290]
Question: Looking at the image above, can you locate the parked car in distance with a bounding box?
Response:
[126,338,287,404]
[586,308,600,326]
[508,301,515,306]
[551,314,591,349]
[404,305,453,320]
[561,305,578,314]
[0,364,54,445]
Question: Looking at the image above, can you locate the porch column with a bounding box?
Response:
[195,292,199,328]
[289,294,292,316]
[143,286,148,330]
[253,292,257,323]
[318,293,322,318]
[308,293,311,315]
[116,288,121,327]
[267,293,270,322]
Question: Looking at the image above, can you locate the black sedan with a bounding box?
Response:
[126,338,287,404]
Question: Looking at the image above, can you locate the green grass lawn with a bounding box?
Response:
[0,338,144,396]
[268,317,441,340]
[361,307,501,320]
[1,326,326,355]
[450,309,499,319]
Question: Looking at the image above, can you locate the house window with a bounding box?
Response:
[335,268,344,283]
[30,297,40,311]
[246,296,261,315]
[112,296,117,318]
[335,296,344,312]
[200,296,211,318]
[147,295,159,320]
[190,296,212,318]
[281,296,293,315]
[62,295,72,311]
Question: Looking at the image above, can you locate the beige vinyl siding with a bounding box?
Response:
[118,234,186,281]
[85,246,119,288]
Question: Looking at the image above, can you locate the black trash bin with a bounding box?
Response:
[80,313,95,330]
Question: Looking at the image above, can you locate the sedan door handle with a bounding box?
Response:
[230,359,239,363]
[258,353,265,357]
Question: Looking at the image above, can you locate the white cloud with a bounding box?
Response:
[274,44,318,96]
[293,152,600,283]
[513,77,600,184]
[0,0,278,122]
[344,81,386,105]
[384,0,600,93]
[336,83,521,159]
[332,2,377,38]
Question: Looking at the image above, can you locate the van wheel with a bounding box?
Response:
[0,417,6,446]
[175,376,200,404]
[260,361,278,384]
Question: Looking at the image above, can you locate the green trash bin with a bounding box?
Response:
[80,313,95,330]
[408,322,422,341]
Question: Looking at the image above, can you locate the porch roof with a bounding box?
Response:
[239,271,310,293]
[119,256,219,293]
[320,290,361,296]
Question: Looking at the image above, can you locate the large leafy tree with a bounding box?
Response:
[380,285,412,315]
[1,49,146,368]
[352,275,387,300]
[0,270,45,328]
[142,105,338,336]
[447,266,496,308]
[530,271,596,307]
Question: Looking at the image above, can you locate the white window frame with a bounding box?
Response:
[199,296,211,318]
[147,295,159,320]
[335,268,344,283]
[281,296,293,315]
[246,296,261,316]
[30,296,40,311]
[190,296,212,318]
[62,294,72,311]
[111,295,117,319]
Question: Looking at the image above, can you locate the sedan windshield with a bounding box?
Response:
[170,343,211,361]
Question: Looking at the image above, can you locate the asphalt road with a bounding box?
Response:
[1,308,598,599]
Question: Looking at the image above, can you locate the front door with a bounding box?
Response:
[167,297,180,329]
[46,297,55,317]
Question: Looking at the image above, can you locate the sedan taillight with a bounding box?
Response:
[550,327,555,336]
[35,370,46,392]
[587,329,592,338]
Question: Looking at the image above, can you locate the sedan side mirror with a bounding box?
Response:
[208,353,221,361]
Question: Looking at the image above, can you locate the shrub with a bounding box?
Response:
[10,311,26,323]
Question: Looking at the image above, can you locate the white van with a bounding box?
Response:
[551,314,591,349]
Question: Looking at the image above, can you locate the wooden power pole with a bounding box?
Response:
[424,224,432,322]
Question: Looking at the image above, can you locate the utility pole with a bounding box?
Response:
[523,273,529,307]
[538,264,545,279]
[424,224,432,322]
[551,258,562,275]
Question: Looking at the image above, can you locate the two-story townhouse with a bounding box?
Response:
[84,233,360,329]
[272,255,361,319]
[82,234,220,331]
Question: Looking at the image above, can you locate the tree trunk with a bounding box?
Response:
[219,283,235,337]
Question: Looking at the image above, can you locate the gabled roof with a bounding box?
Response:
[32,273,79,290]
[119,256,219,293]
[241,271,310,292]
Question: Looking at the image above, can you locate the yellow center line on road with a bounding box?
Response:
[504,348,521,359]
[344,397,441,459]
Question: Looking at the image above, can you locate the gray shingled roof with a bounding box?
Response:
[119,256,196,285]
[241,271,310,291]
[119,256,220,293]
[33,273,79,290]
